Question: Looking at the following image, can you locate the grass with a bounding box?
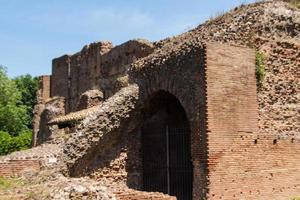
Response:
[288,0,300,9]
[255,51,266,89]
[0,176,24,190]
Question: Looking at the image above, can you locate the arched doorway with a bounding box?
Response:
[141,91,193,200]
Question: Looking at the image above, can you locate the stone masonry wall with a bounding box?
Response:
[255,37,300,139]
[87,127,142,190]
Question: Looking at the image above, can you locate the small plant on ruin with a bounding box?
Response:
[0,176,24,190]
[291,197,300,200]
[288,0,300,9]
[255,51,266,89]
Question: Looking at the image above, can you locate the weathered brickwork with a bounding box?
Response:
[32,75,51,146]
[205,43,300,199]
[37,41,298,200]
[50,40,153,115]
[0,160,40,177]
[16,1,299,199]
[207,135,300,200]
[51,55,70,99]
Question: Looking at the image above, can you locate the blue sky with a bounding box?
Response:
[0,0,255,77]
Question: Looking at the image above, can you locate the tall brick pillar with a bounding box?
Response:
[204,43,258,199]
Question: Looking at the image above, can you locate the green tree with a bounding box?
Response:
[14,75,38,129]
[0,66,29,135]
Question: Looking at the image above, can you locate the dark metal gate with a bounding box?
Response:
[142,95,193,200]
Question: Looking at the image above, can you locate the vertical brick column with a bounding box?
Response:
[205,43,258,198]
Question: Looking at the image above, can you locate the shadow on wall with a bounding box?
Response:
[76,125,143,189]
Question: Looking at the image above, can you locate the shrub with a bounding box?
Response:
[0,131,32,155]
[255,51,266,89]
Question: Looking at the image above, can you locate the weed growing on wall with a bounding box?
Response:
[255,51,266,89]
[288,0,300,9]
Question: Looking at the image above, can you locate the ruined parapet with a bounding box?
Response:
[69,41,113,111]
[32,75,51,147]
[52,41,113,113]
[51,55,70,99]
[50,40,153,114]
[68,39,153,112]
[99,39,154,98]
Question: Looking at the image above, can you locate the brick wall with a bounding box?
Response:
[205,43,300,199]
[60,42,300,199]
[207,135,300,199]
[39,75,51,101]
[0,160,40,177]
[51,55,70,99]
[32,75,51,146]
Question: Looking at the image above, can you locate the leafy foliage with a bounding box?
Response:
[255,51,266,89]
[0,66,37,155]
[0,131,32,155]
[0,67,29,135]
[14,75,38,129]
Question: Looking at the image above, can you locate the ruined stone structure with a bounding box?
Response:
[0,1,299,200]
[27,37,300,199]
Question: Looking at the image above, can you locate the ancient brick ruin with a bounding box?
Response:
[0,1,299,199]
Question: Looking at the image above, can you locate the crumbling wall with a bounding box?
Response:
[68,41,113,113]
[32,75,51,146]
[63,84,141,176]
[51,40,153,114]
[51,55,70,99]
[63,38,207,199]
[85,127,142,189]
[32,28,299,200]
[0,160,40,177]
[33,40,153,146]
[255,37,300,139]
[37,97,65,145]
[77,89,104,110]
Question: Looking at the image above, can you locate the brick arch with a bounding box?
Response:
[64,46,208,198]
[130,69,200,123]
[128,54,208,199]
[139,89,193,199]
